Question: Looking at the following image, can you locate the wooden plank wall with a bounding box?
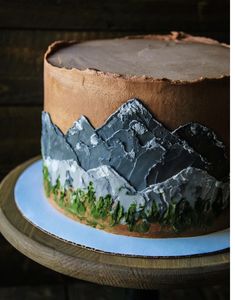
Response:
[0,0,229,293]
[0,0,229,180]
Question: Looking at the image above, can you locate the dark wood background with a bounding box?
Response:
[0,0,229,299]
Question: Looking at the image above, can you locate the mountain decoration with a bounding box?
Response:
[41,98,229,233]
[42,99,228,187]
[173,123,229,181]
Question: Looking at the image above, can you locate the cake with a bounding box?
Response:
[41,32,229,238]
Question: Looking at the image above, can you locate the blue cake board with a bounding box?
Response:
[14,160,229,257]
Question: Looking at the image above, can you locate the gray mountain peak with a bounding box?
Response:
[41,98,228,191]
[41,112,78,162]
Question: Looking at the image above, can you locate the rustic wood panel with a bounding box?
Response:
[159,285,229,300]
[0,30,135,105]
[0,233,68,287]
[0,246,66,286]
[0,282,229,299]
[67,282,137,300]
[0,0,228,33]
[0,285,66,300]
[0,106,41,180]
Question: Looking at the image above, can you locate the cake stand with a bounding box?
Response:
[0,156,229,290]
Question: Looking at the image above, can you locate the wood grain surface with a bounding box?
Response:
[0,0,229,34]
[0,107,41,180]
[0,156,229,290]
[0,30,133,105]
[0,0,229,175]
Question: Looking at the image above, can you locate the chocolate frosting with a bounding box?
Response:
[44,32,230,148]
[48,38,229,81]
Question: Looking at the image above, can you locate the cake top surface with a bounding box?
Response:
[47,37,229,81]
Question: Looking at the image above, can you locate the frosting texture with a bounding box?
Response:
[44,34,229,148]
[48,38,229,81]
[41,99,229,233]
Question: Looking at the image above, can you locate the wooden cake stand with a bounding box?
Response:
[0,157,229,290]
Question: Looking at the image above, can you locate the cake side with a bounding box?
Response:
[42,33,229,237]
[41,99,229,237]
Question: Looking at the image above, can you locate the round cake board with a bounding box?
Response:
[14,159,229,258]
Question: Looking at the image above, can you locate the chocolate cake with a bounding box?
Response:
[41,32,229,237]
